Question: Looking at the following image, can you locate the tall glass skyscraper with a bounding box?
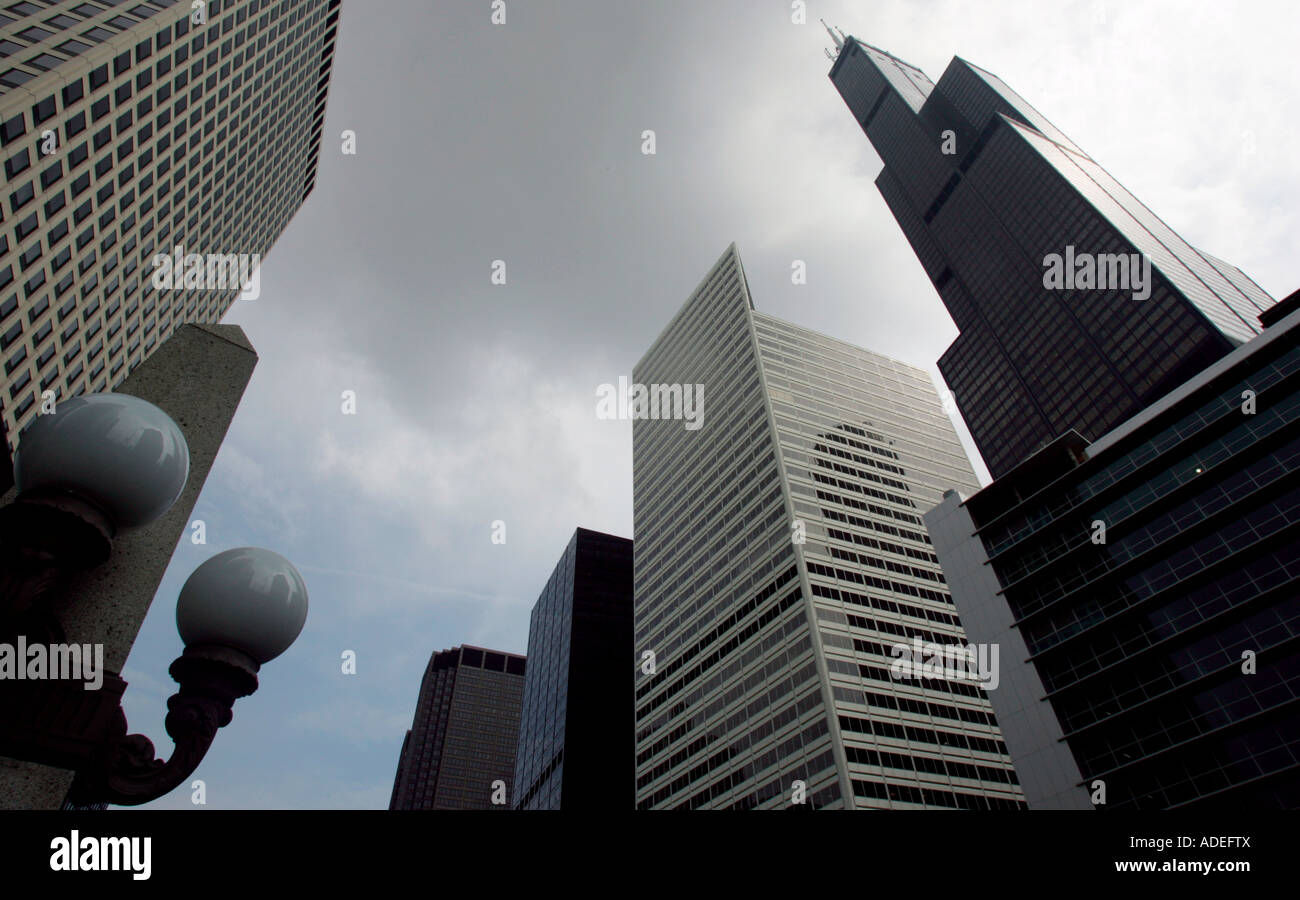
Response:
[390,645,527,811]
[927,292,1300,810]
[633,244,1024,809]
[827,33,1274,478]
[513,527,633,810]
[0,0,340,487]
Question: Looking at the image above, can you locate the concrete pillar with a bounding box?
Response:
[0,323,258,809]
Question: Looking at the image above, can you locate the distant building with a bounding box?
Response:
[390,645,526,810]
[513,527,633,809]
[927,289,1300,809]
[826,30,1274,477]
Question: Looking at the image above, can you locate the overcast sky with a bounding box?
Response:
[119,0,1299,809]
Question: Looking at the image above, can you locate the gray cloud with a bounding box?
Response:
[115,0,1298,809]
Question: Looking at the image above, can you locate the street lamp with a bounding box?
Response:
[0,393,307,806]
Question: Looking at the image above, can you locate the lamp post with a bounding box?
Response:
[0,393,307,807]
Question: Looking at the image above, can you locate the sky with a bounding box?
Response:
[118,0,1299,809]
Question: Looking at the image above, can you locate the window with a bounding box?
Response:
[56,38,91,56]
[0,318,21,349]
[64,111,87,139]
[61,80,85,107]
[16,27,54,44]
[0,114,25,145]
[4,148,30,179]
[9,181,34,213]
[5,345,26,375]
[88,63,108,89]
[26,53,64,73]
[14,212,36,240]
[37,160,62,191]
[24,269,46,297]
[12,366,33,398]
[31,94,55,124]
[19,241,41,269]
[42,191,64,217]
[0,69,35,89]
[28,299,51,328]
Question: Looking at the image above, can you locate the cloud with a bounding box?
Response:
[112,0,1299,809]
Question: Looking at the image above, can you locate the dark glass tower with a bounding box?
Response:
[827,33,1275,477]
[513,527,633,810]
[389,645,526,810]
[927,294,1300,809]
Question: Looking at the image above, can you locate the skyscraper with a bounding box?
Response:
[633,244,1025,809]
[0,0,340,489]
[926,289,1300,810]
[826,29,1274,477]
[390,645,527,811]
[513,527,633,810]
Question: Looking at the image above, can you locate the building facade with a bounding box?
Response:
[827,32,1274,477]
[513,527,633,810]
[0,0,339,489]
[926,292,1300,809]
[633,244,1025,809]
[390,645,527,811]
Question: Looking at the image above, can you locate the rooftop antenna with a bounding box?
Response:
[821,18,845,51]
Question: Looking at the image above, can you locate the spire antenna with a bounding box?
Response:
[820,19,845,51]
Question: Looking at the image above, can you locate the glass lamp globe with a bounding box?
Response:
[13,393,189,529]
[176,547,309,665]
